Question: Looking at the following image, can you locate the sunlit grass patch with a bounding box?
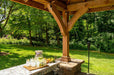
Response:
[0,44,114,75]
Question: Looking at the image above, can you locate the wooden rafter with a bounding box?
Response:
[46,0,67,10]
[11,0,48,11]
[69,5,114,14]
[67,0,114,11]
[88,6,114,13]
[33,0,67,11]
[67,0,70,4]
[33,0,47,4]
[47,3,66,36]
[53,0,67,9]
[68,7,88,31]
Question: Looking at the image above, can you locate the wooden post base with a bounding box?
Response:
[61,56,71,62]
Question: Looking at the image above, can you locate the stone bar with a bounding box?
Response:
[0,59,84,75]
[0,62,60,75]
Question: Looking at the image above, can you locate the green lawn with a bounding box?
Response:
[0,44,114,75]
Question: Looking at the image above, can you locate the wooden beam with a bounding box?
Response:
[33,0,47,4]
[24,0,28,2]
[47,3,66,36]
[53,0,67,9]
[46,0,67,10]
[88,6,114,13]
[69,6,114,15]
[68,7,88,31]
[67,0,114,11]
[11,0,48,11]
[67,0,70,4]
[62,11,69,28]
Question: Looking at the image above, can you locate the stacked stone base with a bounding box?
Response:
[56,58,84,75]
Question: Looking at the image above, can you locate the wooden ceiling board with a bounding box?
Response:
[68,0,93,4]
[33,0,47,4]
[11,0,114,15]
[11,0,48,11]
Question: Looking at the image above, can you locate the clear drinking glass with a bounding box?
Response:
[26,59,30,66]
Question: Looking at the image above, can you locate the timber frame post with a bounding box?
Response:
[47,3,71,62]
[61,11,71,62]
[47,2,88,62]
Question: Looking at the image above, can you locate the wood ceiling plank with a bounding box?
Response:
[88,6,114,13]
[33,0,47,4]
[70,6,114,14]
[11,0,48,11]
[70,0,92,4]
[67,0,114,11]
[46,0,67,9]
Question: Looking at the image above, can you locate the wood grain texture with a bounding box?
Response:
[88,6,114,13]
[23,65,49,71]
[61,11,71,62]
[67,0,114,11]
[68,7,88,31]
[11,0,48,11]
[47,3,66,36]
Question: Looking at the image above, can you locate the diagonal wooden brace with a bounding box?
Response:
[47,3,66,36]
[68,7,88,31]
[47,3,71,62]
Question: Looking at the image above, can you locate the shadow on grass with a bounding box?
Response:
[0,44,114,71]
[0,52,35,70]
[0,53,61,70]
[1,44,114,60]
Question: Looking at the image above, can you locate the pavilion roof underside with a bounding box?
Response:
[11,0,114,14]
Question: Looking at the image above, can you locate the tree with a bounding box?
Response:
[0,0,15,37]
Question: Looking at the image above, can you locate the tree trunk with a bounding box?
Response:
[0,26,3,37]
[0,3,14,37]
[56,29,60,46]
[2,3,14,29]
[29,29,32,45]
[46,23,49,45]
[27,16,33,46]
[56,34,60,46]
[39,24,43,42]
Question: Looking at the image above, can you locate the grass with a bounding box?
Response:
[0,44,114,75]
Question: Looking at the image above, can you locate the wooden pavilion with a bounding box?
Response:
[11,0,114,62]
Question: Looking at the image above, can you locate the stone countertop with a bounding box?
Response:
[0,62,60,75]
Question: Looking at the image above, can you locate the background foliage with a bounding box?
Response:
[0,0,114,53]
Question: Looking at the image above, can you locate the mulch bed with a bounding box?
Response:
[0,52,10,56]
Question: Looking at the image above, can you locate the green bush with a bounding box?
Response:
[93,32,114,53]
[69,41,96,50]
[0,37,29,45]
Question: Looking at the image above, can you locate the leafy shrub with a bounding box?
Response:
[0,37,29,45]
[93,32,114,53]
[69,40,96,50]
[32,41,46,46]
